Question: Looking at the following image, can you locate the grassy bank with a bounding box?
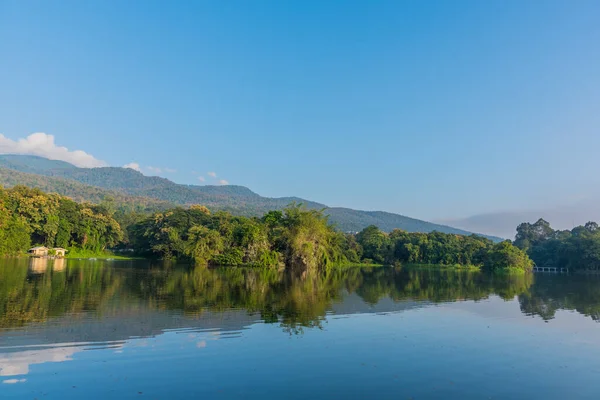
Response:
[403,263,482,272]
[331,262,482,271]
[402,264,533,274]
[333,262,386,269]
[493,266,528,275]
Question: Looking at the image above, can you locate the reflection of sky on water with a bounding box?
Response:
[2,305,600,399]
[0,345,81,377]
[0,341,127,378]
[3,378,26,384]
[444,295,600,345]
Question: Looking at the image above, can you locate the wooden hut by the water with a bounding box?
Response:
[28,246,49,257]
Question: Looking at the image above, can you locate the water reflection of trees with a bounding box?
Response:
[0,259,122,328]
[518,274,600,321]
[3,259,597,332]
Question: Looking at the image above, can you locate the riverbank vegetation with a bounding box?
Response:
[64,248,140,260]
[0,185,533,273]
[0,186,123,256]
[356,225,532,273]
[515,218,600,271]
[127,206,532,272]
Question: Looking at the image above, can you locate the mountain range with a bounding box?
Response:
[0,154,501,240]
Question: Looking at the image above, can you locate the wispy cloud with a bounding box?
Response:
[0,132,106,168]
[124,164,175,175]
[123,162,141,172]
[198,176,205,182]
[207,171,217,178]
[218,179,229,185]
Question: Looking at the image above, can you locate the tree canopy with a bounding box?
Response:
[0,186,122,254]
[514,218,600,271]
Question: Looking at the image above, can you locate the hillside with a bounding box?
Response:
[0,155,500,239]
[0,167,173,213]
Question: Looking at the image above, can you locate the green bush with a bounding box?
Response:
[212,248,244,266]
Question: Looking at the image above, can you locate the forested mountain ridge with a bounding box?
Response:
[0,167,173,213]
[0,155,500,239]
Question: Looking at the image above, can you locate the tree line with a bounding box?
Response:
[0,185,533,272]
[127,205,532,272]
[355,225,532,272]
[515,218,600,271]
[0,186,122,255]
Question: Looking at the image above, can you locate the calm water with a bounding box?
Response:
[1,259,600,399]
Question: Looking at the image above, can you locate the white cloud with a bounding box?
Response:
[0,132,106,168]
[198,176,205,182]
[218,179,229,185]
[164,168,176,173]
[146,166,162,174]
[123,162,141,172]
[207,171,217,178]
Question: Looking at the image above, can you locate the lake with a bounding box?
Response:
[1,259,600,399]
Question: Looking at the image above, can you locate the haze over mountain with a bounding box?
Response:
[0,155,500,240]
[439,202,600,240]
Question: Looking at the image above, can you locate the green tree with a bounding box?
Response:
[514,218,554,251]
[185,225,224,264]
[356,225,391,263]
[482,241,533,272]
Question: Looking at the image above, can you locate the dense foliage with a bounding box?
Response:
[0,186,123,254]
[128,210,531,272]
[129,204,351,271]
[515,218,600,271]
[355,225,533,273]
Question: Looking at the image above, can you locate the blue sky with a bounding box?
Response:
[1,0,599,220]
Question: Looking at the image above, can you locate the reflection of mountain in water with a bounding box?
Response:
[331,292,422,315]
[0,308,259,351]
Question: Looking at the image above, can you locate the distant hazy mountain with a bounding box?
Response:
[0,155,500,239]
[439,203,600,240]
